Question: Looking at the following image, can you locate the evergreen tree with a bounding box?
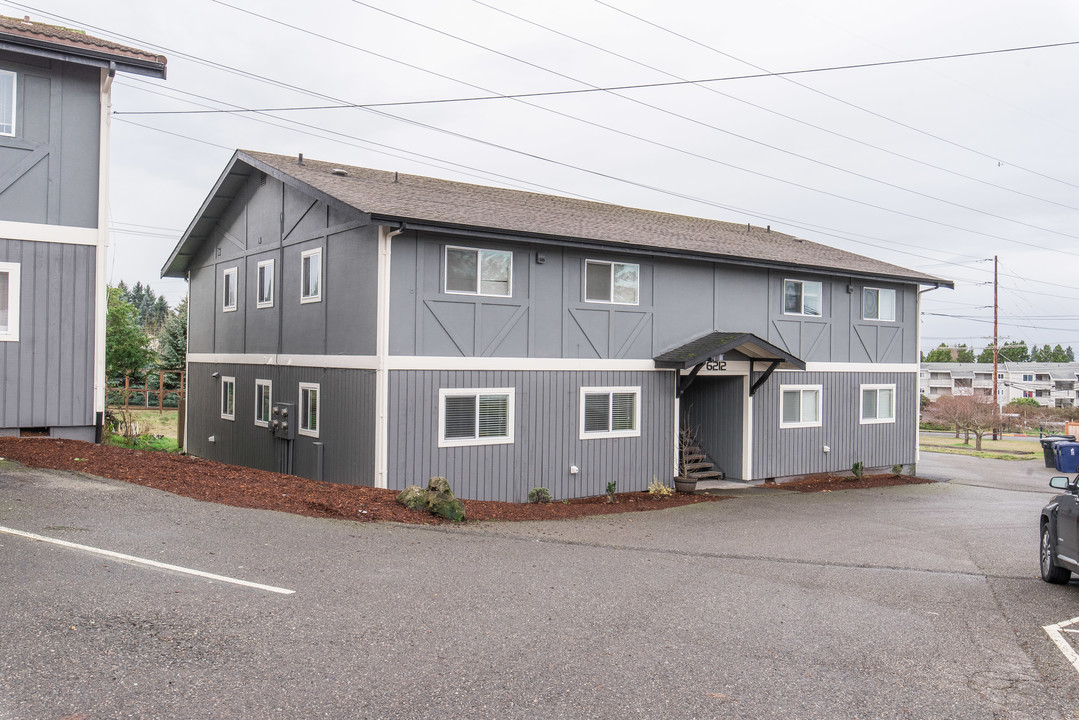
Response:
[1052,344,1069,362]
[1069,346,1076,362]
[976,340,1029,363]
[925,343,974,362]
[157,297,187,369]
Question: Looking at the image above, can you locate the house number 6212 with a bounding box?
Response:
[705,360,727,371]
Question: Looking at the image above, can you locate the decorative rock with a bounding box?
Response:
[426,476,453,495]
[396,485,427,510]
[427,492,466,522]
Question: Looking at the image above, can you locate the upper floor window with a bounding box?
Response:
[256,259,274,308]
[780,385,822,428]
[1023,374,1034,382]
[783,279,822,317]
[445,246,512,297]
[221,376,236,420]
[438,387,515,447]
[580,386,640,439]
[222,267,237,312]
[301,248,322,303]
[299,382,320,437]
[585,260,639,305]
[863,288,896,322]
[0,261,19,341]
[0,70,15,136]
[860,384,896,424]
[254,379,272,427]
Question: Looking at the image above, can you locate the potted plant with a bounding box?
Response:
[674,425,698,493]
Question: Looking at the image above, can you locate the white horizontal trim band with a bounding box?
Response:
[798,362,918,373]
[0,220,99,246]
[187,353,661,371]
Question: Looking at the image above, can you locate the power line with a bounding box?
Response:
[592,0,1079,193]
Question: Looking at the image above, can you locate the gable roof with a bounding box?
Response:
[162,150,951,287]
[0,15,166,78]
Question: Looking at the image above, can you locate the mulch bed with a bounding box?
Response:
[0,438,724,524]
[765,473,936,493]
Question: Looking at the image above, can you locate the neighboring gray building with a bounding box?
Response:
[921,362,1079,408]
[163,150,951,501]
[0,17,165,440]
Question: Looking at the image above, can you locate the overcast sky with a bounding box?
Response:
[11,0,1079,354]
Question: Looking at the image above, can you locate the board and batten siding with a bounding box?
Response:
[0,238,94,436]
[753,371,917,478]
[387,369,676,502]
[186,363,376,485]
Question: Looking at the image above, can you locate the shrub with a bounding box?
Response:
[891,464,903,477]
[605,481,617,502]
[647,477,674,497]
[851,461,864,479]
[527,487,552,504]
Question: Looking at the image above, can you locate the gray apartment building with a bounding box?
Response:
[921,362,1079,408]
[163,150,950,501]
[0,17,165,440]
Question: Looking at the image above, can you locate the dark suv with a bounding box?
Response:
[1041,476,1079,584]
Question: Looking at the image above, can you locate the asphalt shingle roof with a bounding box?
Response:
[164,149,952,286]
[0,15,166,71]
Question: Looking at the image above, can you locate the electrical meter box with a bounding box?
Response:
[269,402,296,439]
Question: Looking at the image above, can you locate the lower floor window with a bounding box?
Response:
[580,386,640,439]
[438,388,514,447]
[860,384,895,424]
[0,261,19,341]
[221,377,236,420]
[255,379,272,427]
[299,382,319,437]
[780,385,821,428]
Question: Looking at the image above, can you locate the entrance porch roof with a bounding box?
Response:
[654,331,805,371]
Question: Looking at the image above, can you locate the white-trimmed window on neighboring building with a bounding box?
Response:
[780,385,822,428]
[0,70,15,136]
[299,382,320,437]
[585,260,639,305]
[301,248,322,303]
[256,259,274,308]
[438,388,515,447]
[221,376,236,420]
[860,384,896,424]
[783,279,822,317]
[580,386,641,439]
[444,246,512,297]
[222,267,238,312]
[863,287,896,322]
[0,260,20,341]
[254,379,272,427]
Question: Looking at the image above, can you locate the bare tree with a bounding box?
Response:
[951,395,997,451]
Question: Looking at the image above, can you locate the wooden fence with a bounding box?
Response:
[107,369,186,412]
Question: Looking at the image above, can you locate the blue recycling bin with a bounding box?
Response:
[1054,442,1079,473]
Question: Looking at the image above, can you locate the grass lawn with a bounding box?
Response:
[919,432,1041,461]
[105,408,181,452]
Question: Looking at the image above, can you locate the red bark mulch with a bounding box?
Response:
[0,437,725,524]
[765,473,936,493]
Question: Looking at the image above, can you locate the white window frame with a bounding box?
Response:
[221,376,236,420]
[0,260,20,342]
[300,248,322,304]
[782,279,823,317]
[222,267,238,312]
[863,287,896,322]
[254,379,272,427]
[299,382,320,437]
[584,259,640,305]
[0,70,15,137]
[438,387,515,448]
[443,245,513,297]
[256,259,274,309]
[779,384,823,428]
[579,386,642,440]
[860,383,896,425]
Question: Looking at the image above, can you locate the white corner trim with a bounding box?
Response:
[743,375,753,480]
[0,219,99,246]
[93,69,111,418]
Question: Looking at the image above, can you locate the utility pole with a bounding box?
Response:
[992,255,999,441]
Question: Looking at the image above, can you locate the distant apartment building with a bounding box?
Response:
[920,362,1079,408]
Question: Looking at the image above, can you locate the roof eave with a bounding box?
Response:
[0,35,166,78]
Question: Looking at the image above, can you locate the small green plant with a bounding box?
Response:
[605,480,617,503]
[648,476,673,497]
[527,486,552,504]
[891,464,904,477]
[851,461,865,479]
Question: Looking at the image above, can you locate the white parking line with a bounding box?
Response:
[0,525,295,595]
[1044,615,1079,674]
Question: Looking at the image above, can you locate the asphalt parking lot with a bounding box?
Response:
[2,452,1079,719]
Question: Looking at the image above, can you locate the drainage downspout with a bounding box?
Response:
[374,223,406,489]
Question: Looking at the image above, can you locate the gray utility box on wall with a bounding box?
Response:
[269,402,296,439]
